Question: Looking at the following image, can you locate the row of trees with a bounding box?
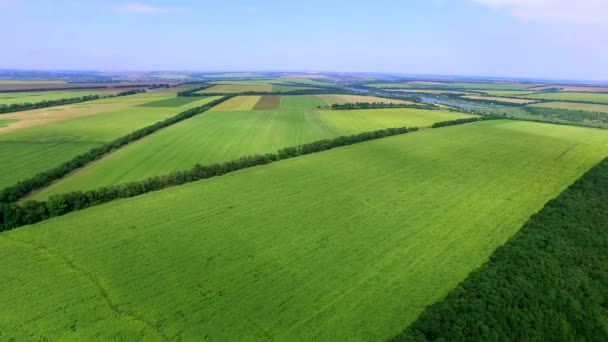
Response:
[431,117,483,127]
[0,126,419,231]
[328,102,436,110]
[0,96,231,204]
[394,157,608,341]
[0,89,146,114]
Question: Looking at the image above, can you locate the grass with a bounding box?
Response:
[523,92,608,104]
[528,101,608,113]
[0,90,111,105]
[3,120,608,340]
[0,96,220,191]
[0,119,16,128]
[31,95,473,198]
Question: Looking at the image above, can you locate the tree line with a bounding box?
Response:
[0,89,146,114]
[393,157,608,341]
[328,102,437,110]
[0,96,232,204]
[431,117,484,127]
[0,126,421,231]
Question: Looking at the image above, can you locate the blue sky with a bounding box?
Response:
[2,0,607,80]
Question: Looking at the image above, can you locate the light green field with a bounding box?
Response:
[3,120,608,340]
[523,92,608,104]
[367,82,531,90]
[0,90,111,105]
[0,96,220,190]
[31,95,473,198]
[528,101,608,113]
[212,78,333,86]
[480,90,539,97]
[0,119,16,128]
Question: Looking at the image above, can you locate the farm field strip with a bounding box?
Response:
[0,96,221,190]
[210,96,261,111]
[367,82,532,90]
[0,92,177,133]
[31,95,473,198]
[462,95,539,104]
[0,90,114,105]
[252,95,280,110]
[523,92,608,104]
[382,89,475,95]
[317,94,416,105]
[3,120,608,340]
[528,101,608,113]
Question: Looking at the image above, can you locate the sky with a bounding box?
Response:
[1,0,607,81]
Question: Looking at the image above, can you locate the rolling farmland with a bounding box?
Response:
[2,120,608,340]
[31,95,471,198]
[0,90,112,105]
[523,92,608,104]
[462,95,539,104]
[528,101,608,113]
[0,94,220,190]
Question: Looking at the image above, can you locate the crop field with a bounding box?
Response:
[383,89,474,95]
[479,90,539,97]
[317,94,416,105]
[528,101,608,113]
[0,92,176,133]
[523,92,608,104]
[462,95,539,104]
[367,82,531,90]
[252,95,281,110]
[0,96,220,190]
[199,84,313,94]
[0,90,112,105]
[3,120,608,340]
[211,96,261,111]
[31,95,472,198]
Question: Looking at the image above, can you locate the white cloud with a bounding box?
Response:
[113,2,189,14]
[473,0,608,24]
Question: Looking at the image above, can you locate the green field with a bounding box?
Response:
[0,96,220,190]
[528,101,608,113]
[0,90,111,105]
[31,95,473,198]
[523,92,608,104]
[3,120,608,340]
[0,119,16,128]
[480,90,539,97]
[366,82,532,91]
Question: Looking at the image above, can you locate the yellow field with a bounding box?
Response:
[463,95,539,104]
[209,96,262,111]
[317,94,416,105]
